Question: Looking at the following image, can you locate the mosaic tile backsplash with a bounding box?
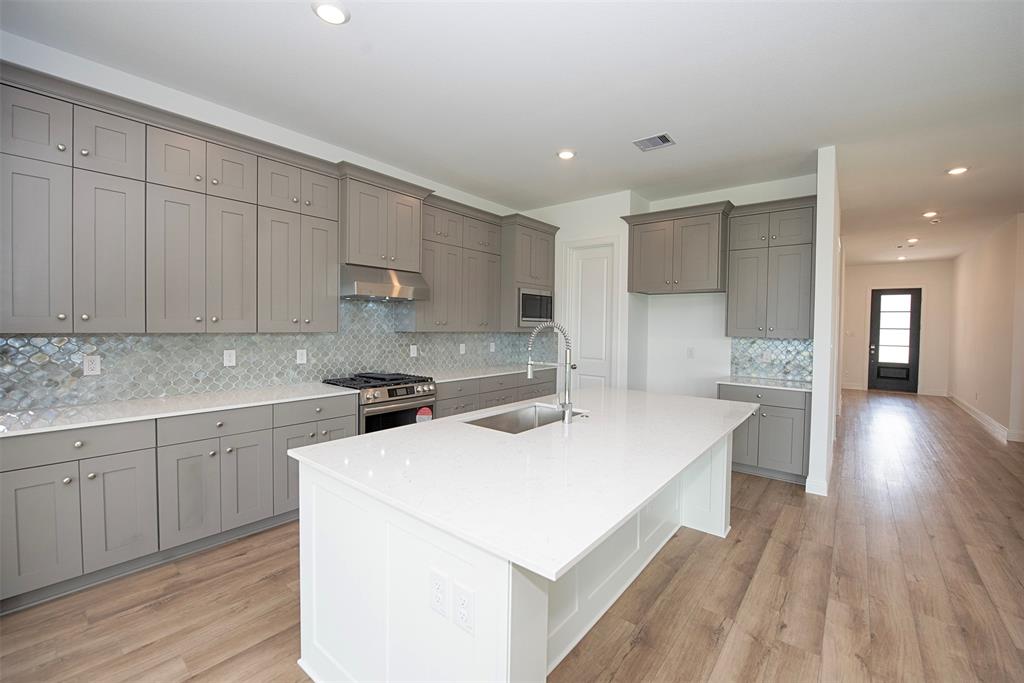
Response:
[730,338,814,381]
[0,301,555,412]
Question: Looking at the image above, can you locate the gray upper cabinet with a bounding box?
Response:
[146,185,207,333]
[1,155,73,334]
[423,204,463,248]
[728,213,770,250]
[207,143,257,203]
[499,214,560,330]
[769,207,814,246]
[0,462,83,598]
[388,191,422,272]
[220,429,274,532]
[79,449,158,573]
[206,197,257,333]
[766,243,813,339]
[147,127,206,192]
[514,227,553,287]
[629,221,673,294]
[674,214,723,291]
[756,405,806,475]
[300,216,339,333]
[257,157,302,212]
[257,208,302,332]
[273,423,316,515]
[300,169,339,220]
[463,248,499,331]
[416,240,462,330]
[157,438,222,550]
[465,217,501,255]
[73,169,146,333]
[726,248,769,338]
[1,86,72,165]
[343,179,389,267]
[72,106,145,180]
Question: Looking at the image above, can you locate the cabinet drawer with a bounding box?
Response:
[518,382,556,402]
[524,368,556,386]
[717,384,806,410]
[0,421,155,472]
[479,373,522,393]
[157,406,272,446]
[273,395,357,428]
[479,389,519,409]
[465,217,501,255]
[434,397,479,419]
[435,379,481,401]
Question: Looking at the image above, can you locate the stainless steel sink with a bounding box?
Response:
[466,403,584,434]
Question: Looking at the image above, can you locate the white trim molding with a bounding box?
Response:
[949,395,1009,442]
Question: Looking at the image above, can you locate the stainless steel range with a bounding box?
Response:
[323,373,436,434]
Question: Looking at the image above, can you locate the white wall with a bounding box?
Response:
[1010,214,1024,441]
[841,260,955,396]
[648,174,817,212]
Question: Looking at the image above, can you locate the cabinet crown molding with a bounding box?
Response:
[621,200,734,227]
[423,194,502,226]
[500,213,560,235]
[336,161,433,199]
[729,195,817,218]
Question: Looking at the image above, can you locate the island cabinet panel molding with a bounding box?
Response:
[1,85,73,165]
[72,106,145,180]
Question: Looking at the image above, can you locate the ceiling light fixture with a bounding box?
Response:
[922,211,937,218]
[312,1,349,24]
[557,150,576,160]
[946,166,968,175]
[897,256,907,261]
[907,238,919,243]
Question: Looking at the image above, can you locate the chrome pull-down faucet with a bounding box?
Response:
[526,321,577,423]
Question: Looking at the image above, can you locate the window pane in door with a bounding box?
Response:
[879,329,910,346]
[878,346,910,363]
[880,294,912,312]
[879,311,911,329]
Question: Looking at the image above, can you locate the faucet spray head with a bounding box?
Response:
[526,358,534,380]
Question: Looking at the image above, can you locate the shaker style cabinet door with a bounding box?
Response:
[436,243,462,330]
[206,197,257,333]
[257,157,301,212]
[387,191,422,272]
[673,214,722,291]
[0,463,83,598]
[157,438,222,550]
[220,429,274,532]
[300,169,339,220]
[465,217,501,255]
[462,248,486,331]
[1,85,72,165]
[299,216,339,333]
[423,205,463,248]
[317,415,357,443]
[257,207,302,332]
[273,424,317,514]
[72,106,145,180]
[1,155,73,334]
[726,248,768,338]
[147,127,206,192]
[629,221,674,294]
[756,406,806,475]
[146,185,207,332]
[484,253,501,330]
[344,179,389,267]
[766,243,813,340]
[206,143,257,203]
[73,169,146,333]
[768,207,814,247]
[79,449,158,573]
[417,239,441,331]
[728,213,770,250]
[730,413,759,467]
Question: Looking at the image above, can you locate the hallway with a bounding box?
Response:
[550,390,1024,681]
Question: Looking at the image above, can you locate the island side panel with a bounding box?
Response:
[678,434,732,537]
[297,464,511,683]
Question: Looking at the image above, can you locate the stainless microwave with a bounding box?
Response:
[519,288,553,327]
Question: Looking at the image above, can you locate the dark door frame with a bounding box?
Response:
[868,288,921,393]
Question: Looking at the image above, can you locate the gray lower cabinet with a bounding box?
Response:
[1,85,73,165]
[79,449,158,573]
[730,414,759,467]
[206,197,257,333]
[766,244,813,339]
[1,154,73,334]
[146,184,207,332]
[273,423,316,515]
[147,127,207,192]
[220,429,274,532]
[726,248,769,338]
[756,406,806,475]
[207,143,257,203]
[73,169,146,333]
[317,415,357,443]
[719,384,809,480]
[73,106,145,180]
[434,397,480,418]
[157,438,222,550]
[0,463,83,598]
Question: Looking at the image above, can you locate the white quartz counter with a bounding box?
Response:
[429,365,532,382]
[290,387,757,580]
[716,376,812,392]
[0,382,359,437]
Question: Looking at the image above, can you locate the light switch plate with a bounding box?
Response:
[296,349,307,364]
[223,349,236,367]
[83,355,101,376]
[410,345,418,358]
[459,343,466,355]
[490,342,496,353]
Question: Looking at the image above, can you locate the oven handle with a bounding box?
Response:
[361,396,436,416]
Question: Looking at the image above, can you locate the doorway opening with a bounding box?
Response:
[868,288,921,392]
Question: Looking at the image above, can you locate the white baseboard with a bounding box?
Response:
[1007,428,1024,443]
[841,382,866,391]
[804,478,828,496]
[949,395,1009,442]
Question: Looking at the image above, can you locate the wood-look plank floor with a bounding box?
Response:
[3,390,1023,682]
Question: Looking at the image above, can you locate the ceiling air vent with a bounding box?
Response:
[632,133,675,152]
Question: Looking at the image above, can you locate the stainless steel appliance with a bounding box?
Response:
[519,288,553,327]
[323,373,435,434]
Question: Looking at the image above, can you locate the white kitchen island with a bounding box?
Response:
[289,386,756,683]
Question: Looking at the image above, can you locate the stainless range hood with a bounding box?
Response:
[339,264,430,301]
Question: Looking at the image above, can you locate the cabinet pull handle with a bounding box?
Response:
[73,440,84,448]
[195,174,203,182]
[211,178,220,185]
[80,149,90,156]
[210,316,219,323]
[216,421,224,427]
[292,318,299,324]
[80,313,90,321]
[62,476,73,485]
[291,197,299,203]
[195,316,203,322]
[87,472,96,480]
[57,313,67,321]
[57,143,67,152]
[309,432,316,438]
[321,430,328,436]
[225,447,233,453]
[304,200,312,206]
[756,393,763,398]
[209,450,217,457]
[315,407,322,413]
[304,319,311,324]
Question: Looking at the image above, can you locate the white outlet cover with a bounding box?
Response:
[459,343,466,355]
[429,569,448,618]
[409,344,418,358]
[83,355,101,376]
[489,342,496,353]
[296,349,307,364]
[453,583,475,634]
[223,349,236,367]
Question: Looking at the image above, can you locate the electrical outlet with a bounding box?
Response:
[296,349,307,364]
[410,344,418,358]
[223,349,236,367]
[83,356,101,376]
[459,343,466,355]
[429,569,448,618]
[453,583,475,634]
[489,342,495,353]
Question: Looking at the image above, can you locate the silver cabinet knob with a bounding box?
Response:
[390,256,396,261]
[209,450,217,457]
[315,407,322,413]
[211,178,219,185]
[321,430,328,436]
[62,476,73,485]
[216,421,224,427]
[758,327,764,331]
[304,200,311,206]
[80,149,90,156]
[435,231,442,235]
[210,316,219,323]
[674,280,679,284]
[73,440,84,448]
[380,255,386,260]
[80,313,90,321]
[771,235,777,239]
[756,393,763,398]
[304,319,311,324]
[308,432,316,438]
[225,447,233,453]
[665,280,670,285]
[195,174,203,182]
[57,313,67,321]
[195,316,203,322]
[768,327,774,332]
[292,318,299,324]
[87,472,96,480]
[291,197,299,203]
[56,143,67,152]
[761,235,767,240]
[761,412,768,417]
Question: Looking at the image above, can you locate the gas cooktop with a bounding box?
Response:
[323,372,433,390]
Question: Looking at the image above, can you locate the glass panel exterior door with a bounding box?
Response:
[868,288,921,392]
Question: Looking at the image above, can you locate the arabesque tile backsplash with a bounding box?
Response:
[730,337,814,381]
[0,301,554,412]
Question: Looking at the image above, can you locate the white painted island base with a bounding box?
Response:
[297,435,731,683]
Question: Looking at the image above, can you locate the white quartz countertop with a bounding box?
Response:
[716,376,812,392]
[0,382,358,437]
[290,387,757,581]
[430,365,540,382]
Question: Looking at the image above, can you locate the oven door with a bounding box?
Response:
[359,396,436,434]
[519,288,553,326]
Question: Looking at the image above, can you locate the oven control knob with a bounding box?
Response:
[365,391,374,401]
[428,384,435,391]
[415,385,422,393]
[373,391,381,399]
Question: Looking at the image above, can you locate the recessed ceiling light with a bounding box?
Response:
[557,150,576,160]
[312,2,349,24]
[922,211,937,218]
[946,166,968,175]
[907,238,919,243]
[897,256,907,261]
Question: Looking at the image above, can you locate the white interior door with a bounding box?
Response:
[567,243,615,391]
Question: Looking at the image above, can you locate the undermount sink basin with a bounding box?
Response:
[466,403,584,434]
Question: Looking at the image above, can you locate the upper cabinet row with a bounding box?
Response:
[339,174,426,272]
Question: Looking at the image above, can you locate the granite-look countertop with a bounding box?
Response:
[716,376,812,393]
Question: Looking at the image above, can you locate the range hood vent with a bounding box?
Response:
[632,133,675,152]
[339,264,430,301]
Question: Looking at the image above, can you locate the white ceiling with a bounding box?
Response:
[2,1,1021,262]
